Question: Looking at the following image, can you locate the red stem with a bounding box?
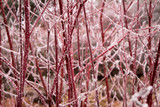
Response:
[100,0,105,44]
[83,4,100,107]
[76,3,83,106]
[147,0,153,106]
[59,66,63,104]
[132,1,139,107]
[50,54,65,97]
[148,0,152,52]
[17,0,30,106]
[58,0,84,106]
[0,24,2,106]
[17,0,23,105]
[99,0,110,106]
[35,58,48,96]
[0,54,47,106]
[58,0,72,105]
[67,1,78,106]
[84,60,91,107]
[148,0,152,78]
[122,0,132,57]
[147,40,160,107]
[47,30,52,107]
[67,0,73,102]
[54,0,59,106]
[0,0,17,78]
[69,0,87,37]
[77,19,81,67]
[147,3,153,87]
[75,31,126,79]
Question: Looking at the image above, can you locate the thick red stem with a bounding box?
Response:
[147,40,160,107]
[0,24,2,106]
[147,0,153,106]
[17,0,30,106]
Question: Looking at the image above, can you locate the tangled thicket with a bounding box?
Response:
[0,0,160,107]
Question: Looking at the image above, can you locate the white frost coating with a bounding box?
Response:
[93,78,97,83]
[142,104,148,107]
[140,86,152,98]
[130,86,152,107]
[115,60,119,65]
[103,86,106,90]
[0,46,19,55]
[36,47,41,55]
[77,92,86,101]
[58,38,63,48]
[82,82,86,86]
[48,7,53,12]
[88,0,96,3]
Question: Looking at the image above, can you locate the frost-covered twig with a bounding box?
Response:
[130,86,152,107]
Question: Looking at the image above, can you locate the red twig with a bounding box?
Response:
[29,0,51,36]
[2,0,18,21]
[50,53,65,97]
[35,58,48,97]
